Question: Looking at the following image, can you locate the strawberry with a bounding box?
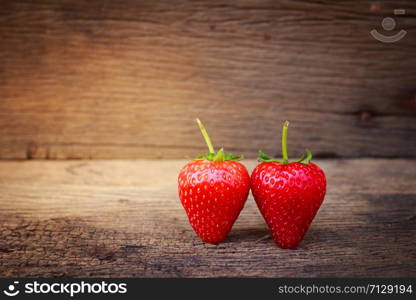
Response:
[178,119,250,244]
[251,121,326,249]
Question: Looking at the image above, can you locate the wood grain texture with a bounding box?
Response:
[0,0,416,159]
[0,159,415,277]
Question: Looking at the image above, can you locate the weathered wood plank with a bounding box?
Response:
[0,0,415,159]
[0,159,415,277]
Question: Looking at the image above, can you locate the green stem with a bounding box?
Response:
[196,118,215,153]
[282,121,289,163]
[213,148,225,162]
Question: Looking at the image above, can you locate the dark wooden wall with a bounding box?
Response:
[0,0,415,159]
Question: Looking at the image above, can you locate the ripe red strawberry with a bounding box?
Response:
[251,121,326,249]
[178,119,250,244]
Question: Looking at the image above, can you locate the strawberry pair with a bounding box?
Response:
[178,119,326,249]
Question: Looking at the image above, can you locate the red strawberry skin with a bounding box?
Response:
[251,162,326,249]
[178,160,250,244]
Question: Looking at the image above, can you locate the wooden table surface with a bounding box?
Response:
[0,159,415,277]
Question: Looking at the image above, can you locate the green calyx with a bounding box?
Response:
[194,119,243,162]
[258,121,313,165]
[258,149,312,164]
[196,149,243,162]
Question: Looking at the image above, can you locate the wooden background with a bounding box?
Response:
[1,0,416,160]
[0,0,415,279]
